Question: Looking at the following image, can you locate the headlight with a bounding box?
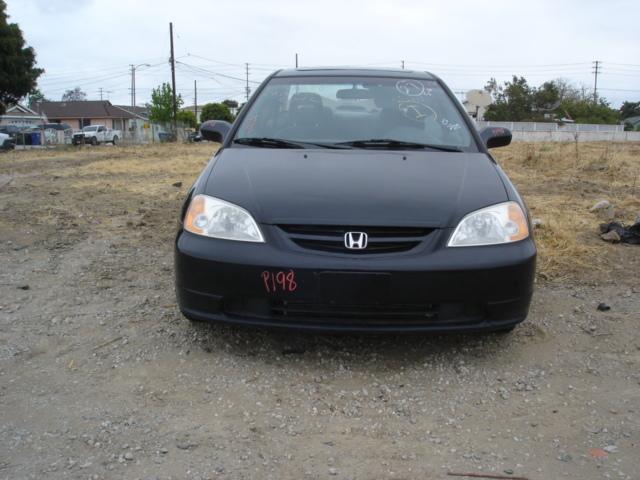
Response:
[183,194,264,242]
[448,201,529,247]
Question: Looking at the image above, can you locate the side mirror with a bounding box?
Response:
[200,120,232,143]
[479,127,512,149]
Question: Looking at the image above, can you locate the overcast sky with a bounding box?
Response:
[6,0,640,108]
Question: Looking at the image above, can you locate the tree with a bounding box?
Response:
[549,78,582,102]
[61,87,87,102]
[222,99,238,110]
[0,0,44,114]
[560,98,619,124]
[619,101,640,120]
[484,76,534,121]
[148,82,183,125]
[533,81,561,111]
[177,110,197,129]
[28,87,48,108]
[200,103,234,123]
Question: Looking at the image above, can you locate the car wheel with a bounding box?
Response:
[112,136,118,145]
[91,137,98,146]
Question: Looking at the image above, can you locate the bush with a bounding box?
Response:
[177,110,197,129]
[200,103,234,123]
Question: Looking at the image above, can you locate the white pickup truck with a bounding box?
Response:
[1,132,15,151]
[72,125,120,146]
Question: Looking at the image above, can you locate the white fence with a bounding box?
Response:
[476,121,640,142]
[477,121,624,133]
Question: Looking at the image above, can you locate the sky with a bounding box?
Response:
[5,0,640,108]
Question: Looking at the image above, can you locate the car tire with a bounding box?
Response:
[111,136,118,145]
[91,137,98,146]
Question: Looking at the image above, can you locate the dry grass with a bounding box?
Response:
[2,141,639,282]
[493,142,640,280]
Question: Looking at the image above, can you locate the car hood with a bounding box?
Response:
[204,148,508,228]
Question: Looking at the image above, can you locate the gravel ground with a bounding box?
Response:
[0,144,639,480]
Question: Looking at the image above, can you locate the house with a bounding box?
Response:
[0,104,47,128]
[624,116,640,130]
[34,100,147,131]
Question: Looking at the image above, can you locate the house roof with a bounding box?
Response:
[113,105,149,119]
[36,101,142,119]
[624,115,640,126]
[4,104,43,118]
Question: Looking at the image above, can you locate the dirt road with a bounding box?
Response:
[1,143,638,479]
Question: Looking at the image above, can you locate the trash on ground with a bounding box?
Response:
[599,221,640,244]
[588,447,608,458]
[447,472,529,480]
[590,200,615,220]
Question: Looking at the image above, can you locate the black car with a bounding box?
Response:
[175,68,536,333]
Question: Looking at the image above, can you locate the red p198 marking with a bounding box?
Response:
[261,270,297,293]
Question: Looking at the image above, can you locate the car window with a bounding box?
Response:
[235,76,476,151]
[82,126,98,132]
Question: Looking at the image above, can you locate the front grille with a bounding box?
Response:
[278,224,434,254]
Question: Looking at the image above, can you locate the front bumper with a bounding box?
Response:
[175,228,536,333]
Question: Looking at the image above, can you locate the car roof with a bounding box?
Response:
[273,67,436,80]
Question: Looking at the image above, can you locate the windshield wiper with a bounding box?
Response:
[234,137,307,149]
[334,139,463,152]
[233,137,351,149]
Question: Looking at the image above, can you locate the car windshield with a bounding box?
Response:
[234,75,476,151]
[82,126,98,132]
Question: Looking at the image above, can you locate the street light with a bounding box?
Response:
[130,63,151,107]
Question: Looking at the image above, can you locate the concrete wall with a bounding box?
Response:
[510,131,640,142]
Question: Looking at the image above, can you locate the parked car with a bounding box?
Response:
[1,132,15,151]
[175,68,536,333]
[72,125,120,146]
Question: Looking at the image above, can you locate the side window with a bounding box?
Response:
[98,126,105,132]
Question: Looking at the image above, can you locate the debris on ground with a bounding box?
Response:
[597,302,611,312]
[588,448,608,459]
[600,230,621,243]
[447,472,529,480]
[172,181,183,188]
[599,221,640,244]
[0,174,13,190]
[590,200,615,220]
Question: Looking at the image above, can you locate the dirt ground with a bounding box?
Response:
[0,142,639,480]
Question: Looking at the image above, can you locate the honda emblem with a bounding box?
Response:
[344,231,368,250]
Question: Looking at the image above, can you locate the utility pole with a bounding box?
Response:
[295,53,298,68]
[132,67,136,106]
[99,87,103,101]
[130,65,135,106]
[130,63,150,107]
[592,60,601,103]
[169,22,178,136]
[401,60,405,70]
[194,80,198,124]
[245,63,250,101]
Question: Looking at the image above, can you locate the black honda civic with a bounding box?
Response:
[175,68,536,333]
